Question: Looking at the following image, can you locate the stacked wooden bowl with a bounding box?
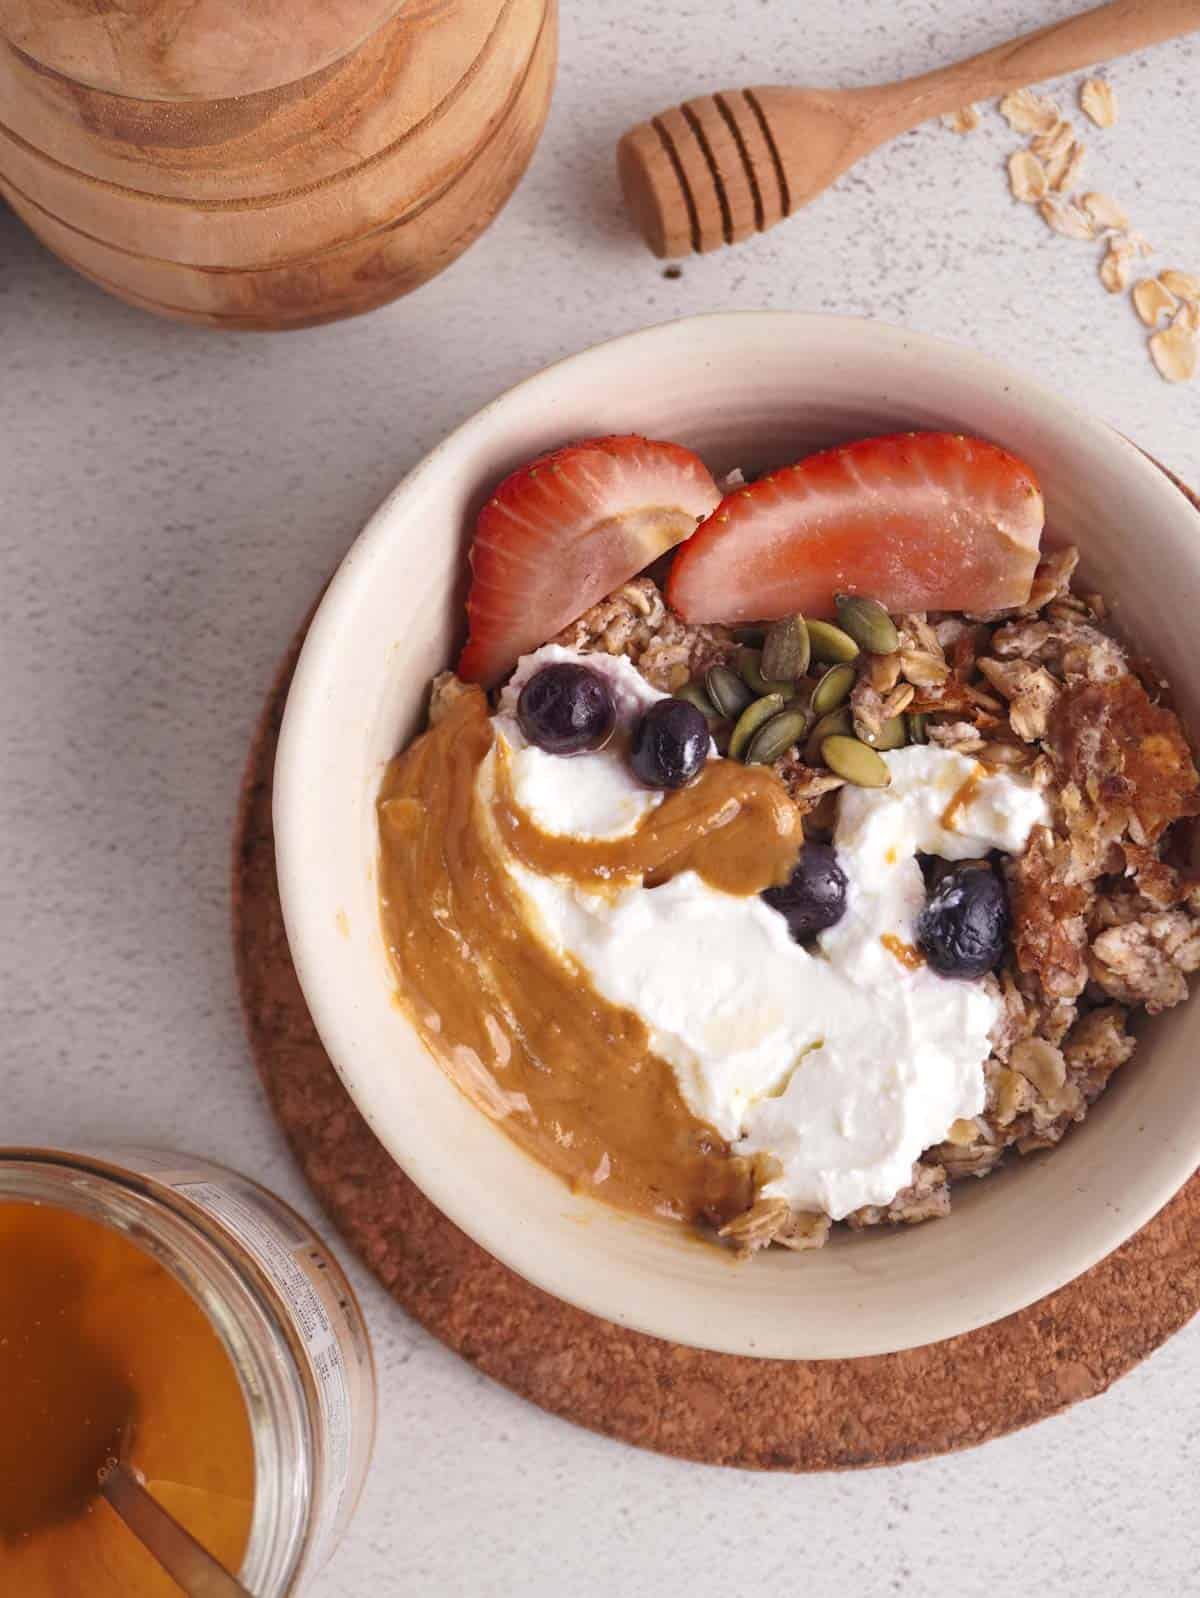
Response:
[0,0,558,329]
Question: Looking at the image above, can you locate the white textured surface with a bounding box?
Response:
[1,0,1199,1593]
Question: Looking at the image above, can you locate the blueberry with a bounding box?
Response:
[917,862,1009,979]
[761,844,848,940]
[630,698,709,789]
[517,664,616,755]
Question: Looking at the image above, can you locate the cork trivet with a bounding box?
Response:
[234,470,1200,1471]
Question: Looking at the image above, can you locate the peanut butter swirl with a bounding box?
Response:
[377,685,805,1225]
[492,730,804,894]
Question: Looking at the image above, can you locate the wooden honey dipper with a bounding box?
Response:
[617,0,1200,258]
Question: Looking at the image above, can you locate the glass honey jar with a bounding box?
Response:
[0,1146,376,1597]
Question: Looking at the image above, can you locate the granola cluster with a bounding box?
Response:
[559,551,1200,1252]
[553,577,735,691]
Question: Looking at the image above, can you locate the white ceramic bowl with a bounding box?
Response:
[274,313,1200,1359]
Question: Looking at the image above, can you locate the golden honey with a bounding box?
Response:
[0,1202,254,1596]
[0,1150,376,1596]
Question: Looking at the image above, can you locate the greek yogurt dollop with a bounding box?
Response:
[488,647,1048,1220]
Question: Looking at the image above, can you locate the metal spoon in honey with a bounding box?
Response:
[98,1455,252,1598]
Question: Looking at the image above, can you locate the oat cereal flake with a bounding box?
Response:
[1099,236,1134,294]
[989,74,1195,384]
[1054,139,1087,193]
[1149,320,1199,383]
[1008,150,1047,204]
[1081,191,1129,231]
[999,87,1061,134]
[1080,77,1118,127]
[1133,276,1179,327]
[1159,269,1200,302]
[1038,195,1096,241]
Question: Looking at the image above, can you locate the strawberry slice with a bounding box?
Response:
[667,432,1044,625]
[458,434,721,685]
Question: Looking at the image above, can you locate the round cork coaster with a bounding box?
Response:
[234,474,1200,1471]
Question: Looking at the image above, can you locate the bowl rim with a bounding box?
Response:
[274,310,1200,1358]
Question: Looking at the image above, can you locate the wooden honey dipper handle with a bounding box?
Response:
[618,0,1200,257]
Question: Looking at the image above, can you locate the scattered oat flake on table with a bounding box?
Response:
[1030,119,1075,166]
[945,105,980,133]
[1099,237,1134,293]
[1133,276,1179,326]
[1042,136,1081,193]
[1081,191,1129,231]
[999,87,1060,134]
[1159,269,1200,302]
[1148,322,1198,384]
[1008,149,1048,203]
[1175,301,1200,334]
[1038,195,1096,240]
[1080,78,1118,128]
[1053,139,1086,193]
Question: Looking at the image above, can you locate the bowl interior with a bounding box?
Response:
[274,314,1200,1359]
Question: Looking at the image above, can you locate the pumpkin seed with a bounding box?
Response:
[705,664,754,719]
[805,707,852,764]
[821,734,892,788]
[728,692,787,761]
[734,624,767,647]
[908,711,929,744]
[736,646,793,698]
[806,619,860,664]
[834,594,900,656]
[861,714,907,751]
[746,707,812,766]
[810,662,857,717]
[677,680,719,720]
[808,709,856,763]
[761,615,810,681]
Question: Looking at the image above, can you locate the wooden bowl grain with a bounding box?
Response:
[0,0,557,328]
